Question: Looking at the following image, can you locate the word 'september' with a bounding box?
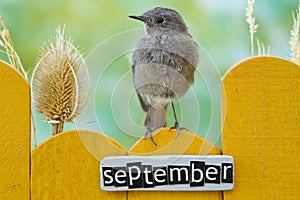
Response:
[100,155,234,191]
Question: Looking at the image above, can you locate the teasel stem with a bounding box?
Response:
[52,121,64,136]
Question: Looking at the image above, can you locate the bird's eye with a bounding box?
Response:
[156,17,164,24]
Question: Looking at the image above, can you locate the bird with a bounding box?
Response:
[129,7,199,145]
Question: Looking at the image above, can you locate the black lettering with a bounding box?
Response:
[102,167,114,186]
[113,167,127,187]
[142,165,154,188]
[222,163,233,183]
[205,165,220,184]
[168,165,189,184]
[190,161,205,187]
[153,167,168,186]
[127,162,143,189]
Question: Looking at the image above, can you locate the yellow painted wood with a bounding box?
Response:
[128,128,222,200]
[31,130,126,200]
[222,56,300,199]
[0,61,30,200]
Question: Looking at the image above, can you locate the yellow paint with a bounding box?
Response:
[3,56,299,199]
[128,128,222,200]
[222,56,300,199]
[0,61,30,200]
[31,130,126,200]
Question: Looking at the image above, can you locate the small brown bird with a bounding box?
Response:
[129,7,199,145]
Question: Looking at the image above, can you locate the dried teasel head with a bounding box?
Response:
[31,26,90,135]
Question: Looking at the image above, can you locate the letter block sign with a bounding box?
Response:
[100,155,234,191]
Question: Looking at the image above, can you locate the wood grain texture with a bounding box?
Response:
[222,56,300,199]
[31,130,126,200]
[128,128,222,200]
[0,61,30,200]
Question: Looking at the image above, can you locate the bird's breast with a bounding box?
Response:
[131,33,199,105]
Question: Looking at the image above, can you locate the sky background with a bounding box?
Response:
[0,0,298,150]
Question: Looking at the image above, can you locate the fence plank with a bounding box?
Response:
[128,128,222,200]
[222,56,300,199]
[31,130,126,200]
[0,61,30,200]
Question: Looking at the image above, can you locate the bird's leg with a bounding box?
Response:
[145,104,157,146]
[169,102,187,137]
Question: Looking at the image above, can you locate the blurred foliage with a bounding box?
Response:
[0,0,298,150]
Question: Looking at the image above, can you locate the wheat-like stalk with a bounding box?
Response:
[256,39,270,56]
[0,15,28,80]
[257,39,262,55]
[31,26,90,135]
[246,0,259,56]
[289,0,300,65]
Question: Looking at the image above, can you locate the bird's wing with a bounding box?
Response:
[136,89,148,112]
[132,63,148,112]
[131,64,135,74]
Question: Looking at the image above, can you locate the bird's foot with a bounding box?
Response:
[145,127,157,146]
[169,121,187,138]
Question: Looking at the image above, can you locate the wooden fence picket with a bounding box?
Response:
[128,128,222,200]
[0,61,30,200]
[31,130,126,199]
[222,56,300,199]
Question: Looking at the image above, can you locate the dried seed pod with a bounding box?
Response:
[31,26,90,135]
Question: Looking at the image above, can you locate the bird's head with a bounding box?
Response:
[129,7,188,34]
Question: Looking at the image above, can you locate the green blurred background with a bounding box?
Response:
[0,0,298,150]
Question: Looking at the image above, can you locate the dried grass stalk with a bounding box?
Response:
[246,0,259,56]
[289,0,300,65]
[256,39,270,56]
[31,26,90,135]
[0,15,28,80]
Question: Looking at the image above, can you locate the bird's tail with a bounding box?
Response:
[144,104,168,131]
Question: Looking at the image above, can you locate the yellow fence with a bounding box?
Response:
[0,56,299,199]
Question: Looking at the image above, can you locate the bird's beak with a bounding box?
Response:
[129,15,145,22]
